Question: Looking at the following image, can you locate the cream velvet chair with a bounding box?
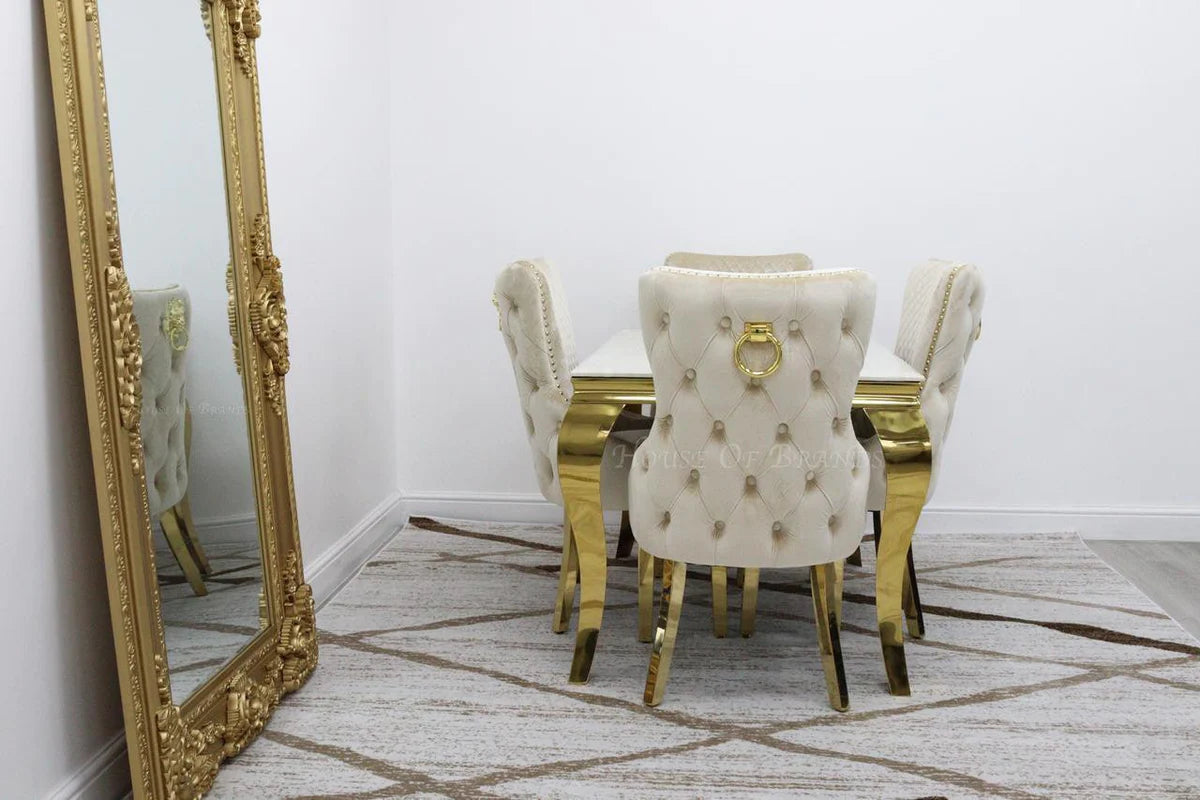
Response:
[629,266,875,709]
[854,260,986,635]
[665,251,813,273]
[133,286,210,596]
[493,260,651,633]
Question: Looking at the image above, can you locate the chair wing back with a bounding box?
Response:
[132,286,191,518]
[665,252,814,273]
[630,267,875,568]
[893,260,986,482]
[493,260,579,503]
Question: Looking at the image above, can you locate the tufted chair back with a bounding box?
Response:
[493,260,580,504]
[629,267,876,568]
[892,260,985,490]
[133,286,191,518]
[665,252,813,273]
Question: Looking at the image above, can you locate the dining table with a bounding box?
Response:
[557,328,932,696]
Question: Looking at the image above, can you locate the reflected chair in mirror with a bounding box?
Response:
[493,260,652,634]
[665,251,813,273]
[629,266,875,709]
[852,260,986,638]
[133,286,210,597]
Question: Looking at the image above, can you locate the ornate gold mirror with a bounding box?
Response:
[42,1,315,796]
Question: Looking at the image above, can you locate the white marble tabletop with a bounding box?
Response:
[573,328,923,383]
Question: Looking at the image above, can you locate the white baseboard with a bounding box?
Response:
[306,491,409,608]
[46,731,130,800]
[403,491,1200,541]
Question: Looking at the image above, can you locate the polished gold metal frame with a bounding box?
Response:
[42,2,315,797]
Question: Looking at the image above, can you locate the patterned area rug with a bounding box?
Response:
[208,518,1200,799]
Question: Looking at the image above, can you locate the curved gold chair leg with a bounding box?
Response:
[637,547,655,643]
[740,568,760,638]
[160,510,207,596]
[644,560,687,707]
[615,511,635,559]
[863,401,932,697]
[552,512,578,634]
[828,558,844,633]
[559,400,624,683]
[811,563,849,711]
[174,493,211,576]
[711,566,728,638]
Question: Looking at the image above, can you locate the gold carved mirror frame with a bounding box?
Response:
[42,1,315,797]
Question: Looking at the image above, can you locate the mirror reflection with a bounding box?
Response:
[101,0,265,703]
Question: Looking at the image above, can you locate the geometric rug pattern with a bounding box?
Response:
[206,518,1200,799]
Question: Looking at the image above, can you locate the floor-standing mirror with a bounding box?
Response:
[43,2,315,797]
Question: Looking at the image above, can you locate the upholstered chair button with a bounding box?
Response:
[772,521,783,533]
[777,423,789,436]
[831,417,841,431]
[662,414,673,428]
[662,511,672,525]
[719,316,731,329]
[712,420,724,432]
[750,377,761,388]
[811,369,821,384]
[713,520,726,537]
[788,320,801,332]
[745,475,757,488]
[828,515,837,528]
[689,468,700,482]
[684,368,696,381]
[805,470,816,483]
[661,312,670,326]
[841,319,852,333]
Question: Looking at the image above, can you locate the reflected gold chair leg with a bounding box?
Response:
[644,559,687,706]
[810,563,849,711]
[740,568,760,638]
[173,493,211,576]
[552,512,578,634]
[637,547,655,643]
[160,510,207,596]
[711,566,727,638]
[616,511,635,559]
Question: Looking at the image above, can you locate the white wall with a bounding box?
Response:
[1,1,398,797]
[391,0,1200,533]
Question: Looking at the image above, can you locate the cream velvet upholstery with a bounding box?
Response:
[665,252,813,273]
[864,260,986,508]
[133,286,190,518]
[629,267,876,568]
[494,260,644,508]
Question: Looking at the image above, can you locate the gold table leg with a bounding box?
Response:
[552,512,578,634]
[863,402,931,696]
[558,399,624,683]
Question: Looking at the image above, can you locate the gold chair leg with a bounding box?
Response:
[711,566,727,638]
[637,547,655,643]
[740,568,760,638]
[829,558,844,632]
[552,512,578,634]
[644,559,687,707]
[173,493,211,575]
[160,509,207,596]
[846,546,862,567]
[810,563,849,711]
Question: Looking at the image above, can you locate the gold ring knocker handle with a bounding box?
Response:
[734,322,782,378]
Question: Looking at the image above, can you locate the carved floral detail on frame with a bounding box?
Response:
[224,0,261,71]
[279,553,318,691]
[154,656,221,800]
[104,211,143,436]
[248,214,290,414]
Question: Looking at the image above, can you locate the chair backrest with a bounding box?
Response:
[133,286,191,518]
[893,260,985,485]
[665,251,813,273]
[629,267,876,568]
[493,260,578,504]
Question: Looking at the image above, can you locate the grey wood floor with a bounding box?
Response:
[1087,539,1200,641]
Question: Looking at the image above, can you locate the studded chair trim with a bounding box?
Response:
[866,259,986,508]
[133,286,191,518]
[494,259,642,507]
[665,252,814,273]
[629,267,876,568]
